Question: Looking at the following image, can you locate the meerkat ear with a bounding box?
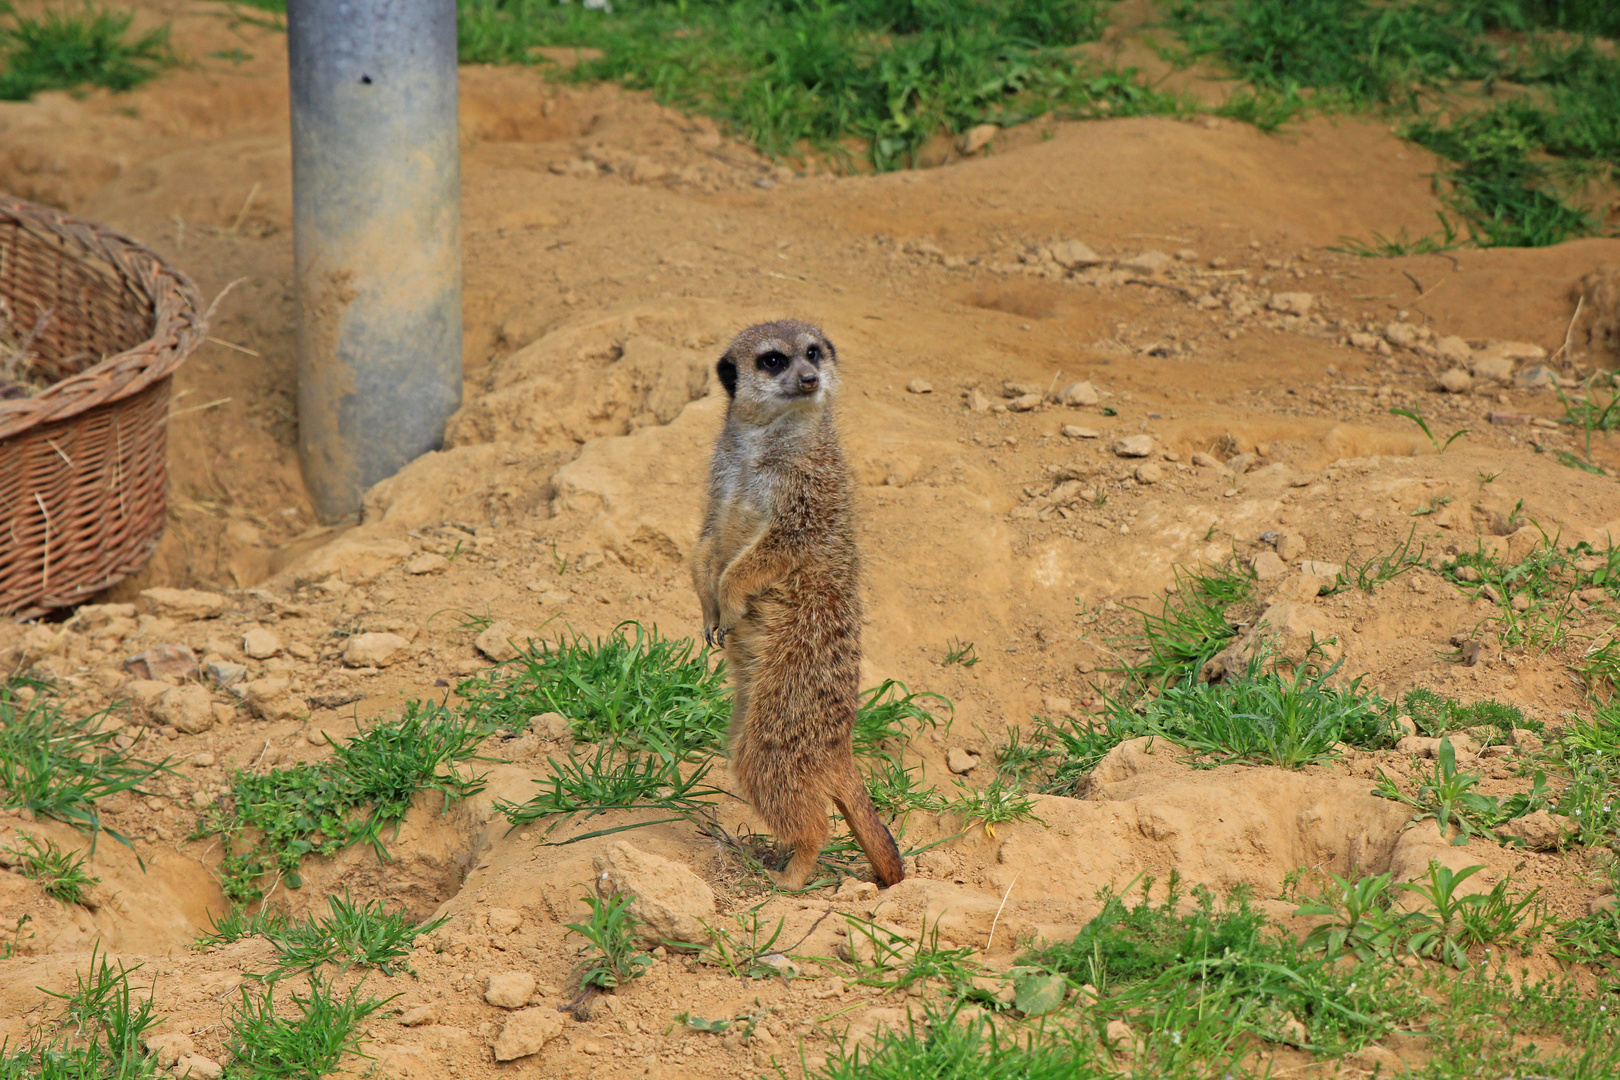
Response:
[717,356,737,398]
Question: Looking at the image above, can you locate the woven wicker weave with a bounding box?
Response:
[0,194,206,619]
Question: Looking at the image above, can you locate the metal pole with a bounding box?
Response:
[288,0,462,524]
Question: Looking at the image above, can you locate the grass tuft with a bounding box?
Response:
[0,831,99,905]
[0,2,176,101]
[224,975,391,1080]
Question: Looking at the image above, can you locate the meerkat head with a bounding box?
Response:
[716,320,839,424]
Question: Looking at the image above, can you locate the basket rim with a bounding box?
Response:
[0,192,208,441]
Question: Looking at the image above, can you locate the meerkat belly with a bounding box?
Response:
[736,568,860,747]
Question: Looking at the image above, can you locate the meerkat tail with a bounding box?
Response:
[832,765,905,887]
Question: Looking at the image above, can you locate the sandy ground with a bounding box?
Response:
[3,1,1620,1075]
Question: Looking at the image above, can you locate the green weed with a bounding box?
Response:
[224,975,390,1080]
[1551,865,1620,989]
[1114,562,1255,691]
[261,893,447,979]
[459,0,1185,172]
[0,831,98,905]
[1391,407,1469,453]
[24,945,162,1078]
[209,704,490,903]
[1127,655,1396,768]
[455,622,729,758]
[1330,214,1465,257]
[1442,539,1585,649]
[1324,526,1428,595]
[0,681,167,855]
[1296,870,1406,962]
[1375,736,1552,844]
[565,892,652,992]
[942,638,980,667]
[196,904,289,947]
[1403,688,1529,742]
[0,2,176,101]
[843,913,983,998]
[942,775,1040,837]
[495,745,726,841]
[698,906,788,980]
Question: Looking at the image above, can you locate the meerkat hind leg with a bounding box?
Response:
[771,831,826,892]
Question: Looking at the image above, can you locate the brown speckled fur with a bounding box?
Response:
[692,321,903,890]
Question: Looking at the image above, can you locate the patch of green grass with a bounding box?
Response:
[1330,214,1465,257]
[207,703,491,903]
[494,744,727,841]
[460,0,1187,171]
[1442,538,1585,649]
[697,906,788,980]
[1546,702,1619,845]
[17,945,164,1079]
[942,638,980,667]
[941,775,1041,837]
[0,2,177,101]
[456,622,730,758]
[1127,654,1397,768]
[261,893,447,979]
[842,913,985,999]
[224,975,390,1080]
[1374,736,1552,844]
[0,679,168,856]
[1115,562,1256,691]
[565,892,652,993]
[854,679,950,757]
[197,904,290,948]
[1325,525,1428,595]
[1166,0,1620,248]
[0,831,99,905]
[1403,688,1530,742]
[1551,863,1620,990]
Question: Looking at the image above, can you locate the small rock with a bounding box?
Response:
[834,878,880,902]
[1383,322,1420,349]
[242,627,282,660]
[342,632,410,668]
[484,971,537,1009]
[1475,339,1546,364]
[1591,895,1617,916]
[1439,369,1473,394]
[1267,291,1314,315]
[946,747,980,774]
[1298,560,1343,581]
[1134,463,1163,484]
[1057,380,1100,406]
[487,908,524,935]
[1190,451,1227,471]
[1042,695,1073,717]
[1119,250,1172,275]
[244,677,300,723]
[1272,573,1325,602]
[1472,354,1515,383]
[958,123,999,155]
[125,679,170,709]
[1515,364,1556,389]
[1007,393,1042,412]
[123,644,199,682]
[1225,451,1257,475]
[1049,240,1104,269]
[398,1004,437,1026]
[1497,809,1567,852]
[1435,335,1472,365]
[966,388,990,413]
[176,1055,223,1080]
[474,621,529,663]
[492,1008,565,1061]
[205,660,247,689]
[139,587,228,621]
[906,378,933,394]
[143,1033,197,1067]
[1113,435,1154,458]
[1275,532,1307,561]
[593,841,717,945]
[1252,551,1287,581]
[1061,425,1099,439]
[538,712,572,739]
[1348,331,1382,351]
[155,685,216,734]
[406,552,450,575]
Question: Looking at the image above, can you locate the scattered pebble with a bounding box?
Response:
[1061,425,1099,439]
[242,627,282,660]
[1113,435,1154,458]
[342,632,411,668]
[1057,380,1099,407]
[946,747,980,774]
[906,378,933,394]
[484,972,537,1009]
[406,552,450,575]
[492,1009,565,1061]
[1439,369,1472,394]
[1134,463,1163,484]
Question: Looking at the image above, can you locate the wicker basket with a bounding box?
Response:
[0,194,207,619]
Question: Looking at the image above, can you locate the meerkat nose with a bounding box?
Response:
[799,371,819,391]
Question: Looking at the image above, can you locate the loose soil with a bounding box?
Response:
[3,1,1620,1077]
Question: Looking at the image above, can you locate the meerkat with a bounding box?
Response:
[692,320,904,891]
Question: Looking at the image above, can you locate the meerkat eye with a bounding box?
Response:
[805,343,821,364]
[757,350,789,373]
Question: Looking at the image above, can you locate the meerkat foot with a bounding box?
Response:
[771,846,821,892]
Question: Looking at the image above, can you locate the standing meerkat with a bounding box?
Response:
[692,320,904,890]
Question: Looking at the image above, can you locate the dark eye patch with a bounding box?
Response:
[756,350,789,373]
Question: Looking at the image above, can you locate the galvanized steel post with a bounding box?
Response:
[288,0,462,523]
